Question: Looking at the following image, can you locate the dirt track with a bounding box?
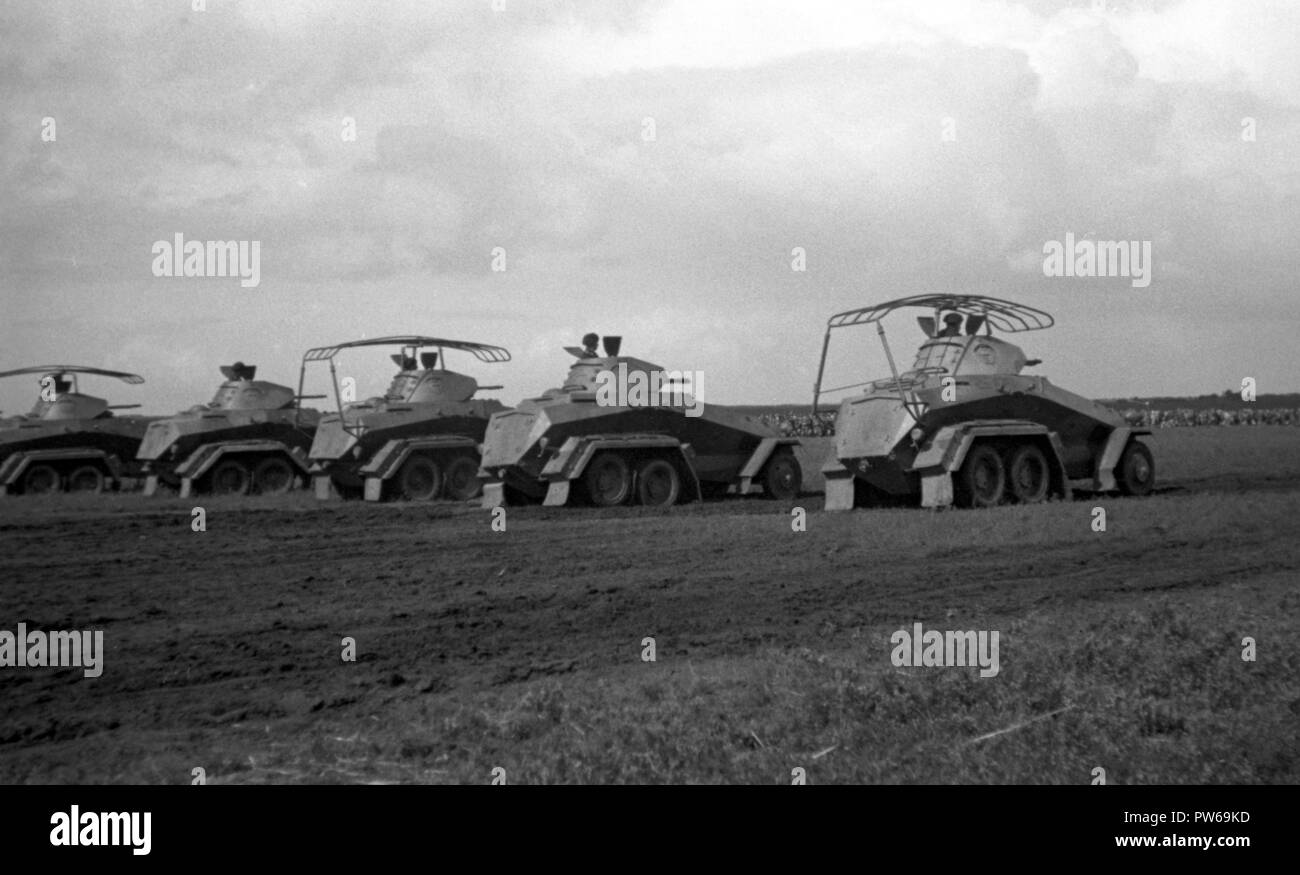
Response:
[1,427,1298,783]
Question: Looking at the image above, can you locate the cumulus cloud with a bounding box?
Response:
[1,0,1297,415]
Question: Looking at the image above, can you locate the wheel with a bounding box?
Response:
[1115,440,1155,497]
[763,450,801,501]
[958,443,1005,508]
[209,459,251,495]
[398,455,442,501]
[252,457,295,495]
[443,454,482,501]
[22,464,60,495]
[584,452,631,507]
[636,458,681,507]
[1006,444,1050,504]
[67,465,106,494]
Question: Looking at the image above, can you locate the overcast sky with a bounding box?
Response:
[2,0,1297,415]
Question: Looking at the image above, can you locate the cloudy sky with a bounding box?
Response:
[1,0,1297,415]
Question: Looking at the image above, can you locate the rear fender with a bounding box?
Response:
[736,437,801,495]
[1091,426,1141,492]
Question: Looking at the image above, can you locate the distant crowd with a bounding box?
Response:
[761,412,838,437]
[762,408,1300,437]
[1119,407,1300,428]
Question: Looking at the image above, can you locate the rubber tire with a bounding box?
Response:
[23,464,60,495]
[443,454,482,502]
[1006,444,1050,504]
[67,465,106,494]
[959,443,1006,508]
[584,452,632,507]
[253,457,296,495]
[209,459,252,496]
[763,450,801,501]
[1116,440,1155,497]
[398,455,442,501]
[636,458,681,507]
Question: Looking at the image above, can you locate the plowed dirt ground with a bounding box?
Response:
[2,428,1297,784]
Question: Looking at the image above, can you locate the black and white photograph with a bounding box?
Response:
[0,0,1296,858]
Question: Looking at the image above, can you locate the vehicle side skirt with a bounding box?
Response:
[357,435,480,502]
[0,448,123,493]
[175,440,310,498]
[911,420,1071,508]
[538,434,704,506]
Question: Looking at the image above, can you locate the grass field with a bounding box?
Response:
[0,427,1297,783]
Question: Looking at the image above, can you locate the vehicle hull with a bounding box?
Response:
[0,417,158,493]
[827,373,1136,503]
[137,410,319,487]
[480,398,790,503]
